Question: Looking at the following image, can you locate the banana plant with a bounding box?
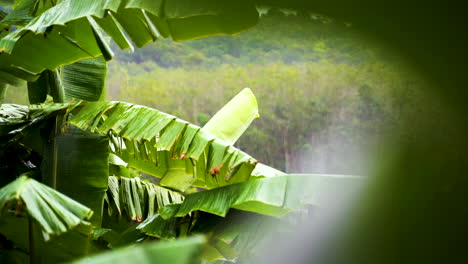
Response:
[0,1,361,263]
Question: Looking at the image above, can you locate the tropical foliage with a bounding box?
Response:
[0,1,361,264]
[102,12,428,174]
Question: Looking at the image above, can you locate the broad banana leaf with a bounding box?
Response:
[0,102,109,226]
[0,213,95,263]
[0,0,259,82]
[68,101,258,191]
[26,55,107,104]
[0,175,93,241]
[191,210,285,262]
[33,223,94,263]
[60,56,107,102]
[0,17,103,82]
[105,176,184,222]
[136,214,179,240]
[135,208,305,262]
[159,174,363,219]
[68,235,206,264]
[160,176,289,218]
[49,127,110,227]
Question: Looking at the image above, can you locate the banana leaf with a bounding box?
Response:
[1,101,259,192]
[203,88,259,145]
[68,101,258,191]
[191,210,282,262]
[49,127,110,227]
[68,235,206,264]
[0,102,108,226]
[0,214,95,263]
[26,55,107,104]
[159,174,363,219]
[0,175,93,241]
[105,176,184,222]
[0,0,259,82]
[60,56,108,102]
[136,214,179,240]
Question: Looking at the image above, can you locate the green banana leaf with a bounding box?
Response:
[0,0,37,26]
[191,210,284,262]
[0,102,109,226]
[160,176,289,218]
[0,0,259,82]
[159,174,363,219]
[26,55,107,104]
[49,127,110,227]
[203,88,259,145]
[68,101,258,191]
[0,213,95,263]
[68,235,206,264]
[61,56,108,102]
[105,176,184,222]
[136,214,179,240]
[0,17,103,81]
[0,175,93,241]
[1,101,259,192]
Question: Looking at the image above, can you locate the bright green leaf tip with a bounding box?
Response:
[203,88,259,145]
